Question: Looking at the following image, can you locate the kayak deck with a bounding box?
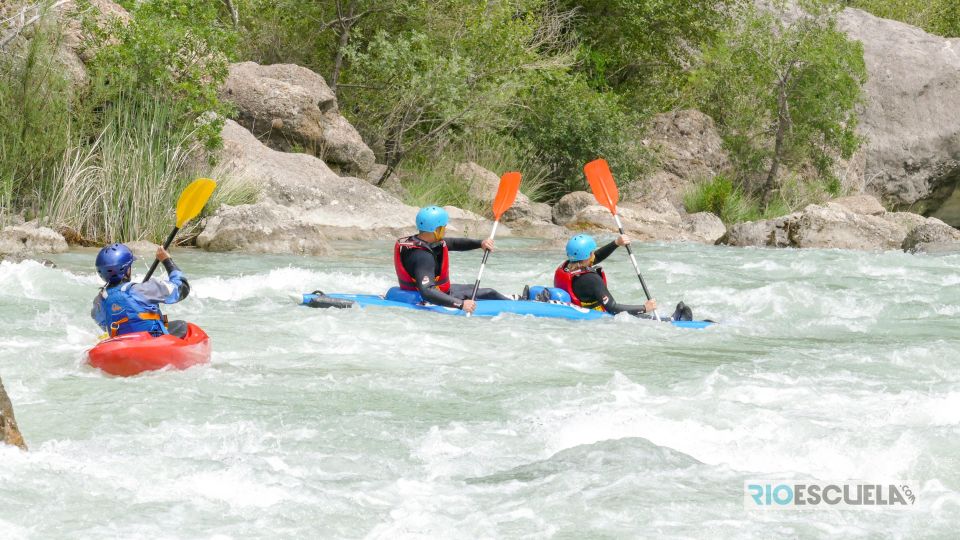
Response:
[302,289,714,329]
[86,322,211,376]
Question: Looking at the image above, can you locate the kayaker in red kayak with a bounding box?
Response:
[395,206,514,314]
[554,234,693,320]
[91,244,191,338]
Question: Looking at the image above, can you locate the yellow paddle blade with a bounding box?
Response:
[492,171,522,219]
[175,178,217,228]
[583,158,619,215]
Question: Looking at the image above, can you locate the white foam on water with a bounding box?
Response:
[2,245,958,537]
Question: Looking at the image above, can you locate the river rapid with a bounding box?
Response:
[1,239,958,538]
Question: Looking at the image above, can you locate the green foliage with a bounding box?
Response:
[841,0,960,37]
[0,12,75,218]
[42,94,258,244]
[563,0,736,112]
[684,175,765,224]
[81,0,237,147]
[515,74,648,196]
[688,1,866,203]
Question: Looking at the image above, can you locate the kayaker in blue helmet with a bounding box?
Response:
[91,244,191,338]
[394,206,512,313]
[554,234,693,320]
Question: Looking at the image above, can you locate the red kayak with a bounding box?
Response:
[86,323,211,376]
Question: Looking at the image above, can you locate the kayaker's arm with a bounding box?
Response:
[572,272,652,316]
[403,249,464,309]
[592,241,619,264]
[162,258,190,300]
[91,295,108,330]
[445,237,483,251]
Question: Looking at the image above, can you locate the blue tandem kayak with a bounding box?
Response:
[302,287,715,329]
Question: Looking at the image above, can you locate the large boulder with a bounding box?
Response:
[902,220,960,253]
[220,62,375,177]
[1,376,26,450]
[719,200,957,253]
[838,8,960,226]
[788,203,906,250]
[567,198,726,244]
[0,222,68,256]
[553,191,595,226]
[198,203,331,255]
[628,110,731,207]
[718,214,798,248]
[197,120,417,251]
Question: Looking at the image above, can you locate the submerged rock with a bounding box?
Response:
[0,376,26,450]
[221,62,375,177]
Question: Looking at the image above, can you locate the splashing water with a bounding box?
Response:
[1,240,959,538]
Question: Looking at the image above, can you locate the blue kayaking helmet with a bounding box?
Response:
[416,205,449,232]
[566,234,597,261]
[95,243,135,284]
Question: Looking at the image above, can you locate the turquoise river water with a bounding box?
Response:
[1,239,959,538]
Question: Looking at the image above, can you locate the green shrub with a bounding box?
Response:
[684,175,762,224]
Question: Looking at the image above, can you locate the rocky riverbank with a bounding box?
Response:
[2,1,958,258]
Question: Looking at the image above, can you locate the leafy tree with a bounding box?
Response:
[689,1,866,207]
[82,0,238,145]
[560,0,736,113]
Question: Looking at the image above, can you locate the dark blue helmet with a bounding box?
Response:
[95,243,135,284]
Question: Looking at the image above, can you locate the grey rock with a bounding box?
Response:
[719,214,798,248]
[838,8,960,225]
[901,221,960,253]
[0,222,68,256]
[198,202,330,255]
[221,62,375,176]
[788,203,906,250]
[553,191,595,225]
[629,110,731,207]
[828,194,886,216]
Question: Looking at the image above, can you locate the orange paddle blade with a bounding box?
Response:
[491,171,522,219]
[584,158,619,214]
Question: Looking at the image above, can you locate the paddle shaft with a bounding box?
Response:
[612,214,660,321]
[466,221,500,316]
[143,226,179,282]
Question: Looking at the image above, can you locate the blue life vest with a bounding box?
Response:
[99,283,168,337]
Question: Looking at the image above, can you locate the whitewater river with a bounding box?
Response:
[1,239,958,538]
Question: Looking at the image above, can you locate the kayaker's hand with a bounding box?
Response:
[156,247,170,262]
[481,239,495,252]
[644,299,657,313]
[461,299,477,313]
[616,234,631,247]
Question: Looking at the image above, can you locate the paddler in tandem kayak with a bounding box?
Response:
[91,243,191,338]
[395,206,515,314]
[554,234,693,321]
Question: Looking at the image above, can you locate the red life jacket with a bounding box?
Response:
[394,235,451,293]
[553,261,607,310]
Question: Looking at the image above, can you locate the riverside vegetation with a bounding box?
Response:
[0,0,958,242]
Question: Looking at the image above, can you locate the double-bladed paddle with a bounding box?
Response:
[143,178,217,282]
[468,172,522,309]
[583,159,660,321]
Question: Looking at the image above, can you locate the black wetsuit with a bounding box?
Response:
[399,237,508,309]
[571,241,652,317]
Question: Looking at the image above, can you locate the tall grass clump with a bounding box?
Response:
[0,9,74,220]
[44,96,259,244]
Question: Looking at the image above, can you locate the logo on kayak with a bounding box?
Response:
[744,481,917,510]
[421,276,429,285]
[111,303,123,313]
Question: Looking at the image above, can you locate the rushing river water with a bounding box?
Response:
[1,239,959,538]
